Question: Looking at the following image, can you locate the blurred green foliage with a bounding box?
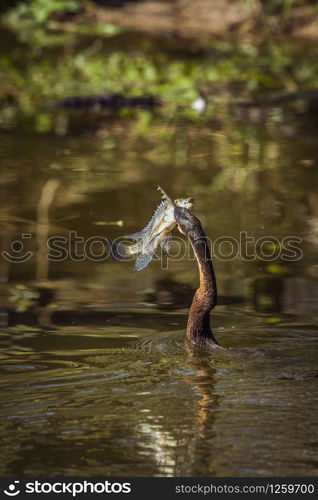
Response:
[3,0,121,46]
[1,0,318,132]
[5,0,79,25]
[262,0,317,15]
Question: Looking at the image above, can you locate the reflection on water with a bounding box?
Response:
[1,32,318,479]
[1,318,318,476]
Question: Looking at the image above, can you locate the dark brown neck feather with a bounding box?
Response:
[186,223,219,347]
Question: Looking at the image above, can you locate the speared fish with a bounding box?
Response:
[122,186,194,271]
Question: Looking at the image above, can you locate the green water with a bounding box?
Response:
[1,21,318,477]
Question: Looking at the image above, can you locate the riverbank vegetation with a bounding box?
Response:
[1,0,318,133]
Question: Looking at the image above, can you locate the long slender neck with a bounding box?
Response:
[186,224,219,346]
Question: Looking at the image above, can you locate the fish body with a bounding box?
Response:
[124,197,194,271]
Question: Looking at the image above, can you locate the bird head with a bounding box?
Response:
[174,197,195,210]
[174,205,201,236]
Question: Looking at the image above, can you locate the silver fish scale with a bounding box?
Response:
[139,199,170,236]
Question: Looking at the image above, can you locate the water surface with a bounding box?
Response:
[1,28,318,477]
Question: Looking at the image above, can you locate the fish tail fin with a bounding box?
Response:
[133,251,155,272]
